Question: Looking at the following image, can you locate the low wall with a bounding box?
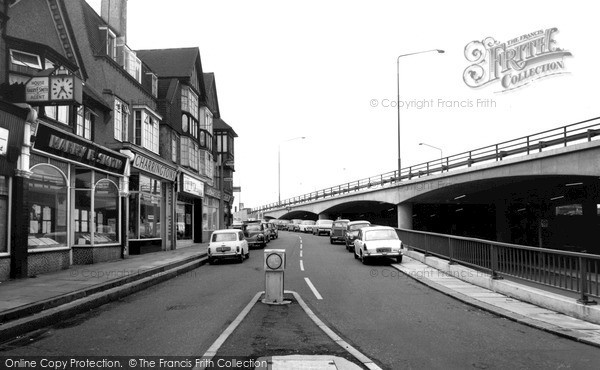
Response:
[405,249,600,325]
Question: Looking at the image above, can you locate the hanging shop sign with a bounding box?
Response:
[132,153,177,181]
[34,123,127,174]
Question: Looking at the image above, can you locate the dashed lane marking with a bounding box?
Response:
[300,260,305,271]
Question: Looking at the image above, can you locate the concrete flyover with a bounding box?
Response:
[261,139,600,252]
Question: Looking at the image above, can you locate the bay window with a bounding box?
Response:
[133,107,161,154]
[114,98,130,142]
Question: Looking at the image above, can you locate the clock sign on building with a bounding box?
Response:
[25,68,82,105]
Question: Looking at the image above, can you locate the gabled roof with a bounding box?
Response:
[214,118,238,137]
[136,48,200,78]
[203,72,220,118]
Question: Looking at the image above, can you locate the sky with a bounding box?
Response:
[87,0,600,210]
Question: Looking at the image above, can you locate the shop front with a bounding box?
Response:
[177,172,204,246]
[203,186,223,241]
[127,151,177,254]
[27,122,128,274]
[0,102,27,281]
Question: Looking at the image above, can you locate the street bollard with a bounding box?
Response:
[262,249,290,305]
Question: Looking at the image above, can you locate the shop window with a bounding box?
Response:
[0,176,9,253]
[74,189,91,245]
[176,202,193,240]
[555,204,583,216]
[128,175,162,240]
[28,165,68,249]
[94,180,119,244]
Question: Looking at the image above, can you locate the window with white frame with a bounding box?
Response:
[171,133,179,163]
[113,98,130,142]
[181,86,198,120]
[205,152,214,180]
[134,109,160,154]
[76,106,93,140]
[10,49,42,69]
[99,27,117,60]
[200,107,213,132]
[44,106,70,125]
[180,137,189,167]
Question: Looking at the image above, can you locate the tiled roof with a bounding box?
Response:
[203,72,220,118]
[214,118,238,137]
[136,48,199,78]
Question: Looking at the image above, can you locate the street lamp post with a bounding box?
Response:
[278,136,305,204]
[397,49,444,181]
[419,142,443,161]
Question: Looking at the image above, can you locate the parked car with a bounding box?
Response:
[330,219,350,244]
[345,220,371,251]
[289,219,302,231]
[298,220,316,233]
[207,229,249,264]
[261,222,273,243]
[312,219,333,235]
[277,219,290,230]
[266,222,279,239]
[353,226,404,264]
[244,222,268,248]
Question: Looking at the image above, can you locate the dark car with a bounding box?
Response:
[244,223,267,248]
[345,220,371,251]
[330,219,350,244]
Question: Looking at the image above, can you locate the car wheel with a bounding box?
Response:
[354,250,358,259]
[246,251,250,259]
[238,253,244,263]
[207,257,214,265]
[361,252,368,265]
[330,238,334,244]
[396,255,403,264]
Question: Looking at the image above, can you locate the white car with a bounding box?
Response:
[207,229,249,264]
[353,226,404,264]
[298,220,316,233]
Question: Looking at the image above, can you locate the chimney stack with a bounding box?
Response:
[101,0,127,43]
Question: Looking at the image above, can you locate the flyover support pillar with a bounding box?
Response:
[318,213,330,220]
[397,203,413,230]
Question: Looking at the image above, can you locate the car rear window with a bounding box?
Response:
[246,225,261,231]
[318,220,333,225]
[212,233,237,242]
[333,222,347,227]
[349,223,370,230]
[365,229,399,241]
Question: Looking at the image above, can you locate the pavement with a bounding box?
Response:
[1,242,600,368]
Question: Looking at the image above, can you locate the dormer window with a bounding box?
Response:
[148,73,158,97]
[10,49,42,69]
[99,26,117,60]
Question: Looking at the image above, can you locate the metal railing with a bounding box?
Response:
[397,228,600,303]
[253,117,600,212]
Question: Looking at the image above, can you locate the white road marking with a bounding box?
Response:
[300,250,303,258]
[286,290,382,370]
[300,260,304,271]
[304,277,323,300]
